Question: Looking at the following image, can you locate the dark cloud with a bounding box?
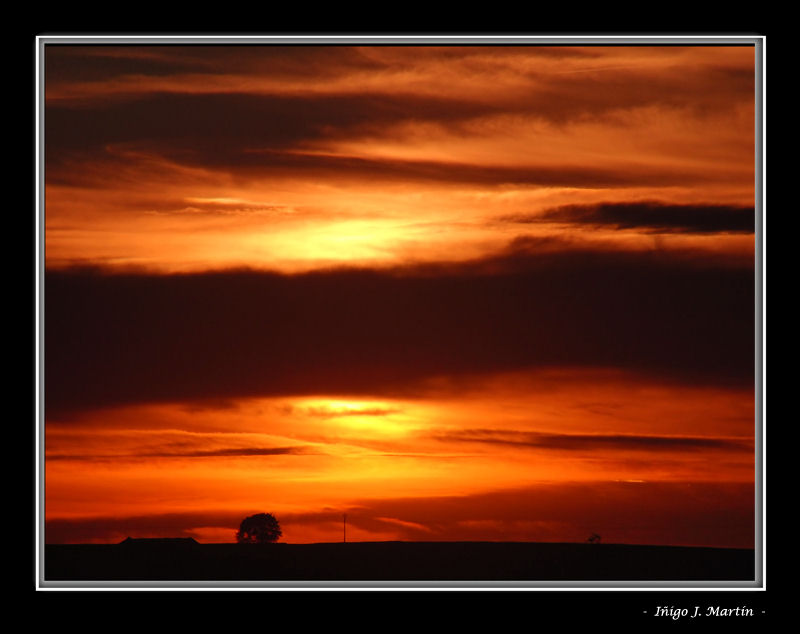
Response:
[45,91,500,159]
[50,90,619,189]
[45,245,754,417]
[45,45,386,85]
[506,201,754,234]
[45,46,207,83]
[432,429,752,452]
[181,150,722,188]
[45,511,244,544]
[47,446,310,461]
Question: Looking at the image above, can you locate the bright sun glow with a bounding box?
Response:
[294,398,415,436]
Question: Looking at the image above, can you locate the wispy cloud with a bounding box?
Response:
[432,428,753,452]
[301,406,402,419]
[47,445,312,462]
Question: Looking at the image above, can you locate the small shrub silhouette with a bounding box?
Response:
[236,513,282,544]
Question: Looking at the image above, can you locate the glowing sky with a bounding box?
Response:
[44,43,758,547]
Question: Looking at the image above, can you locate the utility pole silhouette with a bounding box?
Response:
[343,513,347,543]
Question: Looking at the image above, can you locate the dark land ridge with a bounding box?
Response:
[44,541,755,582]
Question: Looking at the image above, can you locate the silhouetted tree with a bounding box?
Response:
[236,513,282,544]
[587,532,601,544]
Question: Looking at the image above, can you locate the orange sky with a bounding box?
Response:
[43,44,758,547]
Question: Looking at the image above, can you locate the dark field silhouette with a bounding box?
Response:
[44,541,755,582]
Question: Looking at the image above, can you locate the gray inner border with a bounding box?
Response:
[35,33,766,591]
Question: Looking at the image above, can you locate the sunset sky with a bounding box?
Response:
[43,43,758,547]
